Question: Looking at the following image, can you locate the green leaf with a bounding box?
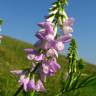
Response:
[68,73,81,91]
[76,75,96,89]
[65,72,73,91]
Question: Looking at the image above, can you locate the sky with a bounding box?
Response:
[0,0,96,64]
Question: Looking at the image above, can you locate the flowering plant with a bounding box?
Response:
[10,0,96,96]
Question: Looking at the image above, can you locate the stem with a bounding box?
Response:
[13,85,23,96]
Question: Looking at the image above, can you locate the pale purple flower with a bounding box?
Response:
[27,77,36,91]
[19,75,29,91]
[38,22,54,34]
[27,54,35,60]
[35,40,55,50]
[46,48,58,57]
[35,29,47,40]
[25,48,44,61]
[57,33,72,43]
[35,80,46,92]
[35,54,44,61]
[41,58,60,76]
[55,41,64,51]
[27,53,44,61]
[64,17,74,26]
[49,58,61,74]
[63,26,73,35]
[45,34,55,41]
[42,64,49,74]
[63,18,74,35]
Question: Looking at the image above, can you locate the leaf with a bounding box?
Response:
[64,72,73,91]
[68,73,81,91]
[81,76,96,87]
[30,91,35,96]
[76,75,96,89]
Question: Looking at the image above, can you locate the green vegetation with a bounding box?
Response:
[0,36,96,96]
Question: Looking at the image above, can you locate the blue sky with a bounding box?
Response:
[0,0,96,64]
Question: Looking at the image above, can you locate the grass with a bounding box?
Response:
[0,36,96,96]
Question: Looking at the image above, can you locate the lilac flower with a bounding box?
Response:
[35,80,46,92]
[63,17,74,35]
[37,22,54,34]
[57,33,72,43]
[55,41,64,51]
[27,54,36,60]
[35,54,44,61]
[41,58,60,76]
[34,40,55,50]
[36,21,56,42]
[63,26,73,35]
[48,58,61,76]
[27,77,36,91]
[25,48,44,61]
[42,63,49,75]
[46,48,58,57]
[35,29,47,40]
[19,75,29,91]
[35,32,72,51]
[27,54,44,61]
[45,34,55,41]
[64,17,74,26]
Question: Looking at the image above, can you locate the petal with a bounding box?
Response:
[24,48,33,53]
[10,70,23,75]
[36,80,46,92]
[55,41,64,51]
[27,78,36,90]
[58,33,72,43]
[35,54,44,61]
[27,54,35,60]
[64,17,75,26]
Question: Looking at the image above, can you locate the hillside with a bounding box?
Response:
[0,36,96,96]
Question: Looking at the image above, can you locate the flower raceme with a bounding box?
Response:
[11,18,74,92]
